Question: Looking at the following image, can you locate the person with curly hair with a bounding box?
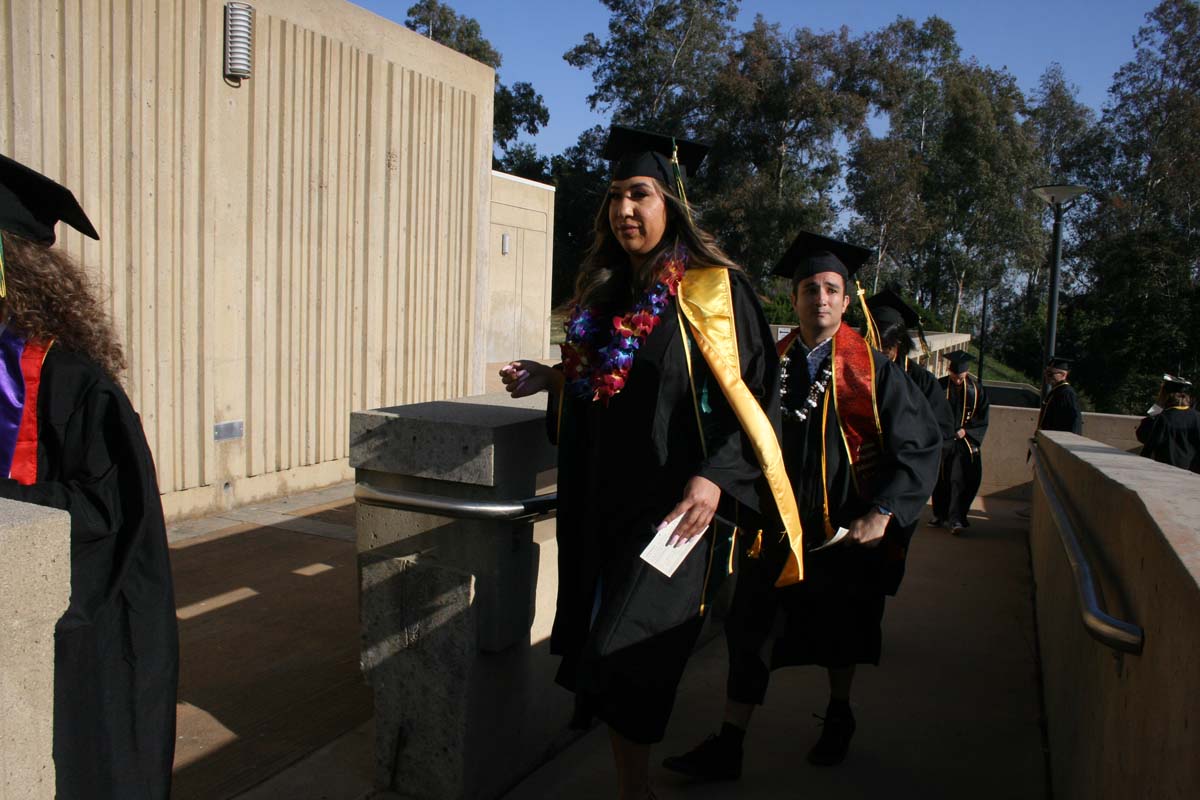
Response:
[0,154,177,800]
[500,127,796,800]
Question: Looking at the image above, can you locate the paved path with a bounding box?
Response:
[168,483,372,800]
[503,497,1047,800]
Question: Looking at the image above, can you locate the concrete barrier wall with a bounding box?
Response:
[0,500,71,798]
[1030,432,1200,799]
[982,406,1145,498]
[352,393,572,800]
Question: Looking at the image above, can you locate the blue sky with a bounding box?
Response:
[350,0,1159,156]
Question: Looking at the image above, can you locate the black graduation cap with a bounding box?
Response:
[1162,374,1192,392]
[866,288,919,329]
[0,154,99,244]
[602,126,709,187]
[1046,356,1072,371]
[942,350,974,373]
[771,230,873,283]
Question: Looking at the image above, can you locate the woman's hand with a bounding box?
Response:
[499,360,562,398]
[660,476,721,547]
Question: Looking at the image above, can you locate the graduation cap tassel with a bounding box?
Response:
[856,280,881,351]
[670,139,693,224]
[0,235,6,299]
[916,320,932,359]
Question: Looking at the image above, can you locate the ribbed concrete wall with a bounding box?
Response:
[0,0,494,518]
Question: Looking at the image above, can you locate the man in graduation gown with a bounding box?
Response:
[930,351,990,534]
[0,154,177,799]
[663,232,941,776]
[865,288,956,444]
[1038,356,1083,434]
[1136,374,1200,473]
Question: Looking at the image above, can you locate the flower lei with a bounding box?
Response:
[560,249,687,403]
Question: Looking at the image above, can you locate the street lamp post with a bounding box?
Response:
[1031,184,1088,394]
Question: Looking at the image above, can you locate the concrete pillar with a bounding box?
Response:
[351,392,569,799]
[0,499,71,798]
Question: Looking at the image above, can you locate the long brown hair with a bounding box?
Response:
[1,231,126,380]
[573,178,738,311]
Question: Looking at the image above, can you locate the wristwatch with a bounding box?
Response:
[876,505,893,517]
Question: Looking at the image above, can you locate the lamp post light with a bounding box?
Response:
[1031,184,1088,393]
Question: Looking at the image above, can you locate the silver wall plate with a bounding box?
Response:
[214,420,245,442]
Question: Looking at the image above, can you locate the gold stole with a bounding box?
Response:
[677,268,805,586]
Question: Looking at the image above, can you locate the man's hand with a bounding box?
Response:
[661,476,721,547]
[846,508,890,547]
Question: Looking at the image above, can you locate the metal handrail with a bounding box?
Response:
[1030,444,1145,654]
[355,482,557,522]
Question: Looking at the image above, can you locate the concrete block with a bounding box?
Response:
[349,393,551,488]
[0,498,71,798]
[360,552,476,798]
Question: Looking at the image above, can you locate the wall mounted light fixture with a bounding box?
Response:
[224,3,254,81]
[501,233,511,256]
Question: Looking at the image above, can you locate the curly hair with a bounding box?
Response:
[1,231,126,380]
[573,177,738,311]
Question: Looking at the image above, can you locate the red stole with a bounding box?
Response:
[11,339,53,484]
[778,325,883,538]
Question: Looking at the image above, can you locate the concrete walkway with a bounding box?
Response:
[178,488,1046,799]
[503,496,1047,800]
[168,482,373,800]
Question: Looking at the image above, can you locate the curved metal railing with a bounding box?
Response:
[1029,444,1145,654]
[355,482,557,522]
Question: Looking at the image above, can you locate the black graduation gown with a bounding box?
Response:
[1136,408,1200,473]
[1038,382,1083,434]
[549,268,777,743]
[932,374,990,526]
[907,360,956,443]
[724,336,941,690]
[0,347,178,800]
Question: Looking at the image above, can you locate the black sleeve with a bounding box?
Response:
[964,380,990,444]
[870,357,943,527]
[0,381,154,624]
[1135,415,1156,448]
[694,269,780,514]
[913,365,956,441]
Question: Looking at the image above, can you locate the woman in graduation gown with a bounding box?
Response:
[500,127,794,800]
[0,155,177,799]
[1136,375,1200,473]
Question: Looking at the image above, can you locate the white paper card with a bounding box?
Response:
[809,527,850,553]
[639,515,708,578]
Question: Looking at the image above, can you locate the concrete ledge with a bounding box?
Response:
[1031,432,1200,799]
[0,498,71,797]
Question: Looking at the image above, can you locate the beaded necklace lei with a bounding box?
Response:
[560,248,687,403]
[780,342,832,422]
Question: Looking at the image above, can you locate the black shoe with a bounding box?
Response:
[662,733,743,780]
[929,516,945,528]
[950,520,966,536]
[806,704,856,766]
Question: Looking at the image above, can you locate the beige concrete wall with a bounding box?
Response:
[1030,432,1200,799]
[0,499,71,798]
[0,0,494,520]
[982,407,1146,499]
[488,171,554,363]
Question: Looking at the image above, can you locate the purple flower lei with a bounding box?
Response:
[560,249,687,402]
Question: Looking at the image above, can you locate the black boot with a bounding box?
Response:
[661,723,743,780]
[806,701,856,766]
